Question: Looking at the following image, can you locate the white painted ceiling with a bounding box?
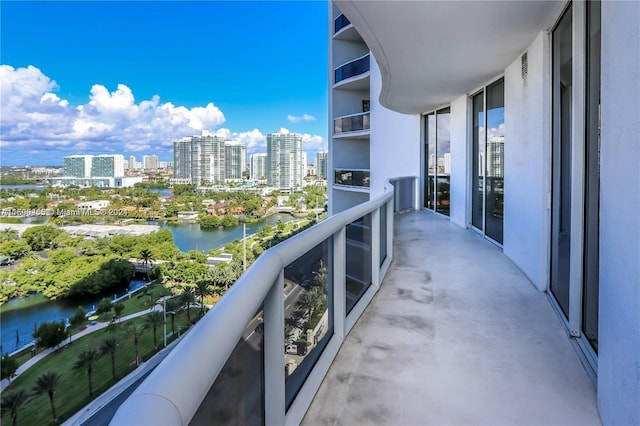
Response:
[335,1,565,114]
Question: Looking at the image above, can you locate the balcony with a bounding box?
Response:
[305,211,600,425]
[334,54,370,88]
[333,111,370,135]
[334,169,370,189]
[111,177,599,426]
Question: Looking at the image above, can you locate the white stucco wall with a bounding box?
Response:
[449,94,469,228]
[598,1,640,424]
[503,32,550,291]
[369,56,421,198]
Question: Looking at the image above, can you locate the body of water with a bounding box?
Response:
[162,213,297,253]
[0,184,47,191]
[0,279,148,355]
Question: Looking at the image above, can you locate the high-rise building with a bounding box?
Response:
[301,151,308,181]
[143,155,159,170]
[250,153,268,181]
[173,133,226,185]
[173,137,192,181]
[63,155,92,178]
[224,141,247,180]
[91,154,125,177]
[266,131,304,191]
[128,155,137,170]
[315,150,328,179]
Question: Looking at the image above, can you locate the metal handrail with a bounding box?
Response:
[110,179,399,425]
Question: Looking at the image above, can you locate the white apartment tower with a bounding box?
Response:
[224,141,247,180]
[63,155,92,178]
[143,155,159,170]
[266,131,304,191]
[315,150,328,179]
[250,153,268,181]
[173,133,226,185]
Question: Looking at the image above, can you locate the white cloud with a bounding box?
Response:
[0,65,226,160]
[287,113,316,123]
[0,65,328,164]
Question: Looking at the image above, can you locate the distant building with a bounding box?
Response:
[91,154,124,178]
[315,150,328,180]
[307,163,317,177]
[266,130,304,191]
[251,153,268,181]
[224,141,247,180]
[173,132,226,185]
[143,155,159,170]
[128,155,137,170]
[63,155,92,178]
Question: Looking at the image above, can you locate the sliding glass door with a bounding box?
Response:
[423,108,450,215]
[550,4,573,318]
[471,79,504,243]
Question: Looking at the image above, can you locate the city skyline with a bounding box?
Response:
[0,1,329,166]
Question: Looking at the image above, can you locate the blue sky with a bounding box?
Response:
[0,1,329,166]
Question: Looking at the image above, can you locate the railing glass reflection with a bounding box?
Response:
[335,54,370,84]
[190,309,265,425]
[284,239,332,409]
[346,214,372,314]
[334,169,370,188]
[334,112,370,134]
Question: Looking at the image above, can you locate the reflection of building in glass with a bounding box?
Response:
[487,136,505,178]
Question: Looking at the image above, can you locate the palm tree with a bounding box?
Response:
[143,310,164,349]
[1,388,30,426]
[215,266,236,290]
[296,288,324,320]
[139,248,154,280]
[32,370,63,421]
[180,288,196,323]
[100,336,119,380]
[195,280,212,315]
[126,323,143,366]
[164,298,180,335]
[72,347,101,396]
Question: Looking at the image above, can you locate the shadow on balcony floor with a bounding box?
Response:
[303,210,600,426]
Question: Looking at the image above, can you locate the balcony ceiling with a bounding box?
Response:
[335,1,564,114]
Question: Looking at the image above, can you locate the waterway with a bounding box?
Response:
[0,280,148,354]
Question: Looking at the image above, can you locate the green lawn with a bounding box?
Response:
[1,307,195,426]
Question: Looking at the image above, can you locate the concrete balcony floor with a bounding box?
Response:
[303,210,601,425]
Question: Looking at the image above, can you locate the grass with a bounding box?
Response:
[1,307,195,426]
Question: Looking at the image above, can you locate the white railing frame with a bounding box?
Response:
[110,177,417,426]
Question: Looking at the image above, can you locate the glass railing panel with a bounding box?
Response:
[284,238,332,410]
[334,170,370,188]
[334,14,351,33]
[346,213,372,314]
[333,112,370,134]
[380,203,387,267]
[190,307,265,426]
[334,54,370,84]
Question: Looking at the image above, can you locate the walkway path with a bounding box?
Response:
[0,305,162,392]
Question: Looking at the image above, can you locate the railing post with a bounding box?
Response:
[333,227,346,339]
[387,198,394,261]
[371,207,381,287]
[264,271,285,425]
